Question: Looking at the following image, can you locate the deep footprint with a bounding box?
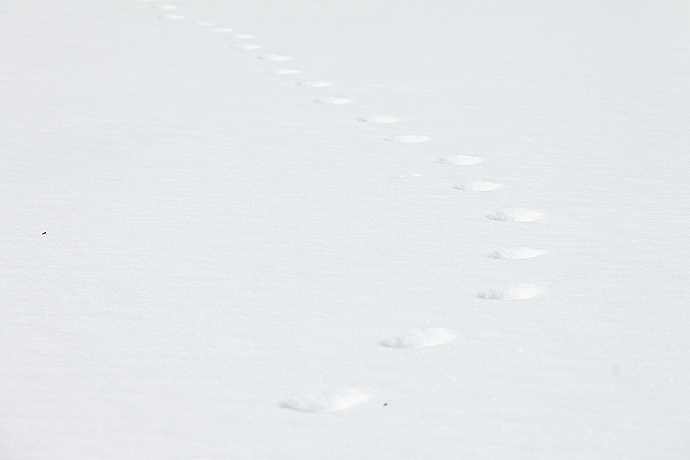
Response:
[488,248,546,260]
[486,209,544,223]
[280,389,372,413]
[379,328,456,348]
[478,284,544,300]
[454,181,502,191]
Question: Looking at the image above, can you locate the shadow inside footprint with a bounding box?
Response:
[280,389,372,413]
[380,328,455,348]
[488,248,546,259]
[478,284,544,300]
[487,209,544,222]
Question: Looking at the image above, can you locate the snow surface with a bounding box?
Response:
[1,0,689,459]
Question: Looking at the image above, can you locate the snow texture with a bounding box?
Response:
[1,0,689,459]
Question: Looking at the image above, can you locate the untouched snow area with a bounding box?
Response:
[1,0,689,458]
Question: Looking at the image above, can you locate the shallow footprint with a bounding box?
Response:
[357,116,400,124]
[488,248,546,260]
[166,14,185,20]
[297,81,334,87]
[315,97,350,105]
[478,284,544,300]
[258,53,291,61]
[280,388,371,413]
[380,328,455,348]
[454,181,502,192]
[436,155,483,166]
[487,209,544,223]
[388,135,430,144]
[235,34,255,39]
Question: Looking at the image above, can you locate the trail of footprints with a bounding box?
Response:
[139,0,547,413]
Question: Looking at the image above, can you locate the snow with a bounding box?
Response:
[1,0,689,459]
[280,388,373,413]
[379,328,457,349]
[486,208,546,223]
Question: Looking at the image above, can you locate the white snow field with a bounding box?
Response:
[1,0,689,458]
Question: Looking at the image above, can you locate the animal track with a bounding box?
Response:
[140,2,556,420]
[488,248,546,260]
[379,328,456,348]
[296,81,334,87]
[314,97,351,105]
[436,155,483,166]
[478,284,544,300]
[387,135,430,144]
[258,54,291,61]
[357,116,400,124]
[486,209,544,223]
[454,181,502,192]
[280,388,371,413]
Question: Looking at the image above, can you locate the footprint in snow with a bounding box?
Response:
[258,53,291,61]
[436,155,483,166]
[358,116,400,124]
[487,209,544,223]
[379,328,455,348]
[454,181,502,192]
[281,388,371,413]
[272,68,300,75]
[478,284,544,300]
[488,248,546,260]
[235,34,255,39]
[387,135,430,144]
[315,97,351,105]
[166,14,185,20]
[297,81,334,87]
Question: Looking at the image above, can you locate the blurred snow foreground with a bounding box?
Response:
[1,0,689,459]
